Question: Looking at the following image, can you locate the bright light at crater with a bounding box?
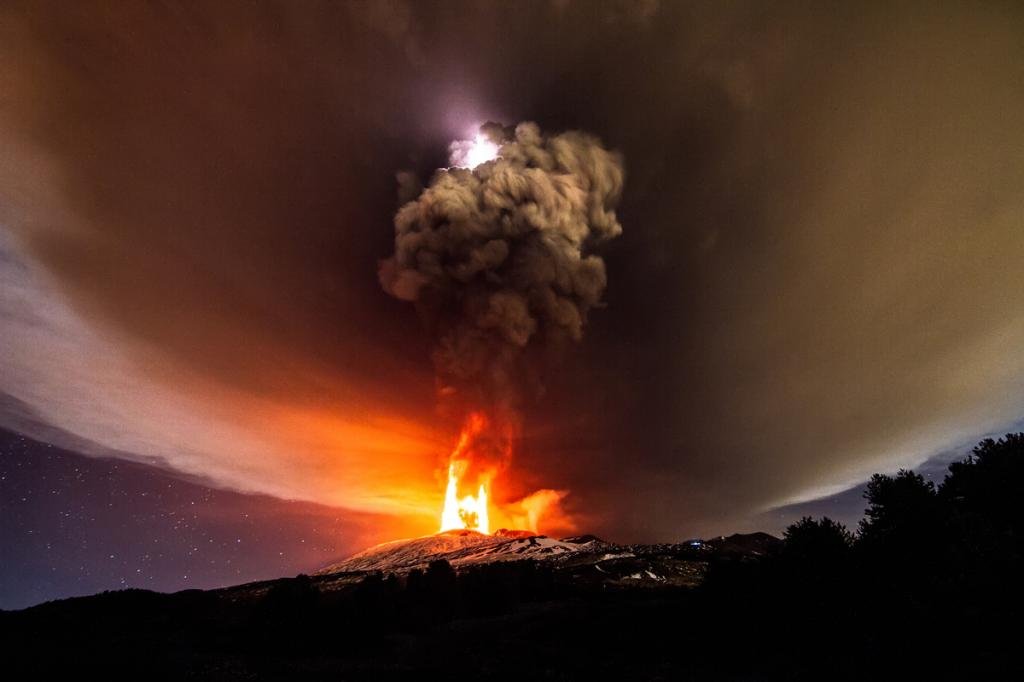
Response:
[448,132,500,169]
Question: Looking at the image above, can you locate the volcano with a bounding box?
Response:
[316,529,600,574]
[311,529,777,589]
[0,528,787,681]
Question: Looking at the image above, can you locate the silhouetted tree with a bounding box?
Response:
[782,516,854,566]
[858,469,944,561]
[941,433,1024,540]
[400,560,457,627]
[937,434,1024,658]
[261,574,318,618]
[351,571,397,631]
[257,574,320,651]
[767,516,857,657]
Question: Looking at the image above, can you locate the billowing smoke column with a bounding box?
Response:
[379,121,624,528]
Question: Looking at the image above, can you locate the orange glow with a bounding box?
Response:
[440,460,490,533]
[438,412,504,534]
[435,411,579,537]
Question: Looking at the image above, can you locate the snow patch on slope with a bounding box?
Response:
[317,529,601,575]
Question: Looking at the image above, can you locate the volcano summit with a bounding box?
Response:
[312,528,778,591]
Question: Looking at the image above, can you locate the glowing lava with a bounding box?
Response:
[435,411,571,536]
[438,412,502,534]
[440,460,490,534]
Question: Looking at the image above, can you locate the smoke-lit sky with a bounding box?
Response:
[3,1,1024,605]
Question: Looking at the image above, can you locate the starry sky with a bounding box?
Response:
[0,427,382,610]
[2,1,1024,609]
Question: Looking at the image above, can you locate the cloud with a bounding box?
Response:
[0,229,443,529]
[1,0,1023,541]
[380,121,623,408]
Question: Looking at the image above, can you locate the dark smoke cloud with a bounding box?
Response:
[380,122,623,411]
[2,0,1024,542]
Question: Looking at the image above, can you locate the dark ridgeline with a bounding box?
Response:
[2,435,1023,680]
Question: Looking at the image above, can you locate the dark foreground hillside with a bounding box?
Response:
[3,433,1024,680]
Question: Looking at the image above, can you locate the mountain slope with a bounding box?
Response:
[316,529,601,574]
[313,529,780,590]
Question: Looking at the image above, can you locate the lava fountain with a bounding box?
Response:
[380,122,624,539]
[438,412,513,534]
[439,460,489,533]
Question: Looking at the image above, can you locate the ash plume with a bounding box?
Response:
[379,122,624,417]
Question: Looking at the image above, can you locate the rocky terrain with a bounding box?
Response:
[307,528,779,592]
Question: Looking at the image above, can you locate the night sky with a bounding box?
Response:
[2,1,1024,609]
[0,427,381,610]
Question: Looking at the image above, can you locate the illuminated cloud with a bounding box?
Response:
[1,1,1023,541]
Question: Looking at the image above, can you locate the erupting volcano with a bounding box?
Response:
[380,121,624,538]
[438,413,498,533]
[440,463,489,533]
[436,410,519,534]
